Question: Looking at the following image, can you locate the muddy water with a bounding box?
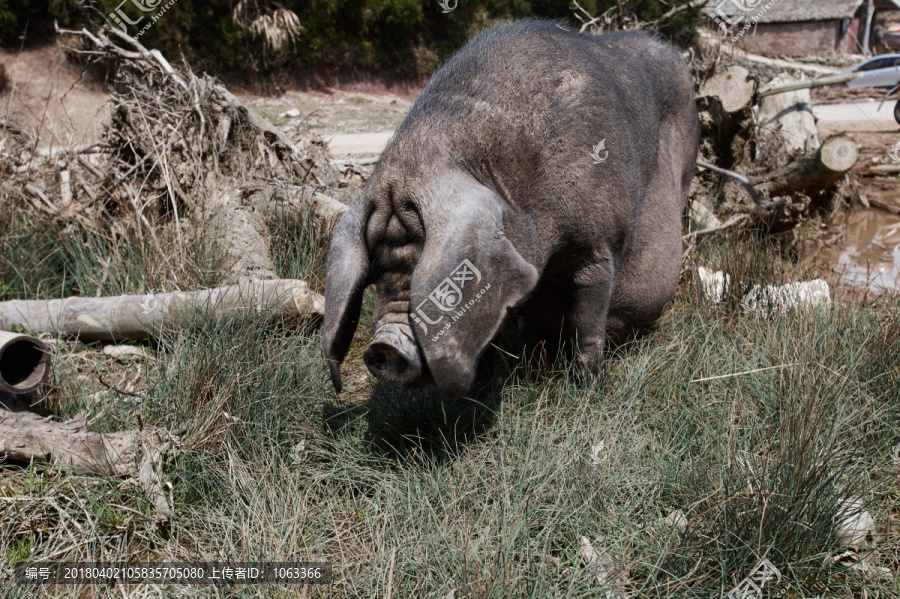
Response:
[822,206,900,294]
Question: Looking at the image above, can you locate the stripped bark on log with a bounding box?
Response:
[757,72,863,98]
[0,279,324,341]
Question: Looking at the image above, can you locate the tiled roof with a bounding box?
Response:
[703,0,866,24]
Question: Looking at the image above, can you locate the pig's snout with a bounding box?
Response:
[363,323,424,384]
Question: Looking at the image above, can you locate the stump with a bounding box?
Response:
[696,65,758,165]
[757,73,820,161]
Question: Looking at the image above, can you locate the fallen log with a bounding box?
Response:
[251,183,349,234]
[0,331,52,394]
[866,164,900,176]
[208,183,348,281]
[869,196,900,215]
[751,134,859,198]
[698,30,841,77]
[0,407,174,524]
[0,279,324,341]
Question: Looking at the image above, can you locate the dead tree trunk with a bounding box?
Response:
[690,66,758,230]
[691,64,861,232]
[696,65,758,164]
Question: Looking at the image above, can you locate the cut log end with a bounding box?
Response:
[820,135,860,174]
[699,66,757,114]
[0,331,52,394]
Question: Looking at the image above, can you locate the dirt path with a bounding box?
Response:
[325,131,393,158]
[241,90,410,157]
[0,43,109,149]
[814,100,900,135]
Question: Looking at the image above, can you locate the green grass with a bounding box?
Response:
[1,189,898,597]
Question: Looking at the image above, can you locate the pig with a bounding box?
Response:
[323,20,700,396]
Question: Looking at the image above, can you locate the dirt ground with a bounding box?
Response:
[0,43,109,149]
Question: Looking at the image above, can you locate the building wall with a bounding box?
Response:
[840,17,861,54]
[733,20,843,54]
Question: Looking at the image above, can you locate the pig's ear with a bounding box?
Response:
[410,180,538,396]
[323,201,371,392]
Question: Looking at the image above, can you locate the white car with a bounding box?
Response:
[843,54,900,88]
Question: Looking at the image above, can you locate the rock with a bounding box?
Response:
[278,108,301,119]
[697,267,730,304]
[741,279,831,314]
[663,509,688,533]
[103,344,152,360]
[835,499,877,551]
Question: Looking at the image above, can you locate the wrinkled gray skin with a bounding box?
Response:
[324,20,700,396]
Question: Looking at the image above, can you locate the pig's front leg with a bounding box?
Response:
[567,258,616,375]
